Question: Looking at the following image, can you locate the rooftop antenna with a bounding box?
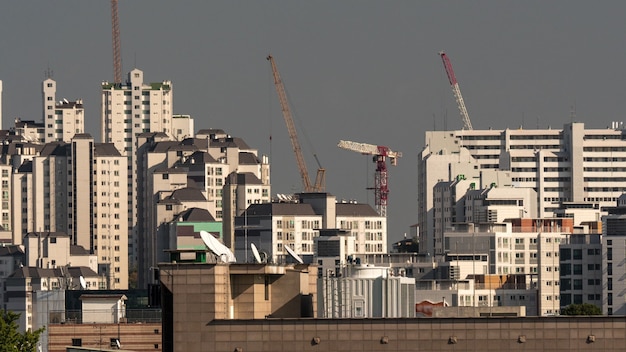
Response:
[284,244,304,264]
[44,66,53,79]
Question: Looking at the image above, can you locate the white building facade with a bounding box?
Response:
[419,122,626,257]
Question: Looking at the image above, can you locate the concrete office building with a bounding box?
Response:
[432,178,537,256]
[438,220,571,316]
[559,233,603,309]
[233,193,386,264]
[419,122,626,257]
[602,197,626,315]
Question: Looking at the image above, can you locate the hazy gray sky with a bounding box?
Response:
[1,1,625,244]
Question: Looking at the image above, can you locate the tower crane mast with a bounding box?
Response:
[267,55,325,193]
[111,0,122,84]
[439,51,473,130]
[337,140,402,217]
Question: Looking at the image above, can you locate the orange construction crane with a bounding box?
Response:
[337,140,401,217]
[111,0,122,84]
[267,55,325,193]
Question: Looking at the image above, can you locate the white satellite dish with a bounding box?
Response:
[251,243,262,263]
[200,231,236,263]
[79,275,87,289]
[115,339,121,349]
[284,244,304,264]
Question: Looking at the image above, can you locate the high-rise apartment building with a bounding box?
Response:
[419,122,626,256]
[101,69,177,270]
[134,131,269,287]
[11,134,128,289]
[42,78,85,143]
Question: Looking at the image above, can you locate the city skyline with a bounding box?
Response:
[3,1,626,242]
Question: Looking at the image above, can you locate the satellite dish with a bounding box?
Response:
[200,231,236,263]
[79,275,87,289]
[251,243,262,263]
[115,339,121,349]
[284,244,304,264]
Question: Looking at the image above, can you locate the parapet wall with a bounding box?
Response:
[179,316,626,352]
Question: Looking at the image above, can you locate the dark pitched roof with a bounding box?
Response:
[40,142,70,157]
[9,266,98,279]
[0,245,24,256]
[72,133,93,140]
[169,187,206,202]
[176,207,215,222]
[67,266,98,277]
[209,136,250,150]
[225,172,262,186]
[94,143,121,157]
[180,138,209,149]
[17,160,32,173]
[335,203,380,217]
[184,151,216,164]
[239,152,259,165]
[244,203,317,216]
[70,245,90,256]
[151,141,181,153]
[14,120,44,128]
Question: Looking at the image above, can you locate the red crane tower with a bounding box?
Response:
[337,140,402,217]
[439,51,473,130]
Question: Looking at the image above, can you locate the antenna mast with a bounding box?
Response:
[111,0,122,84]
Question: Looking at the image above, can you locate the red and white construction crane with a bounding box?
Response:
[337,140,402,217]
[439,51,473,130]
[267,55,325,193]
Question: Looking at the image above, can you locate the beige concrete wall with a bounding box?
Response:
[48,322,161,352]
[190,316,626,352]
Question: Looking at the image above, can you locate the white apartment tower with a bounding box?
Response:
[419,122,626,256]
[43,78,55,122]
[42,78,85,143]
[101,69,174,270]
[101,69,173,153]
[11,134,128,289]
